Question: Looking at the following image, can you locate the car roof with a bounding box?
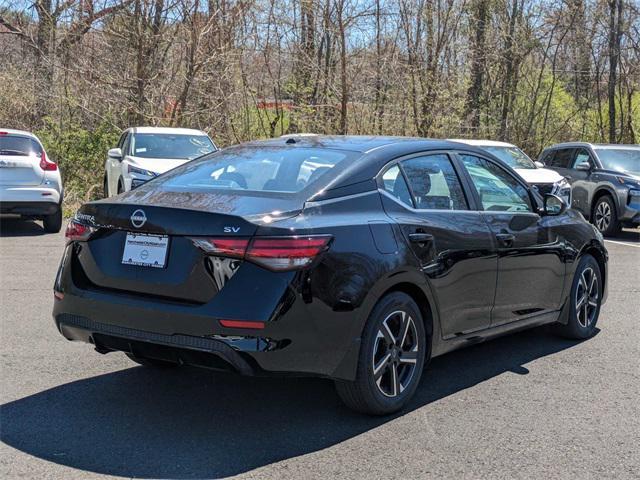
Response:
[448,138,517,148]
[127,126,209,136]
[543,142,640,151]
[0,128,39,139]
[222,135,494,197]
[590,144,640,150]
[240,135,461,153]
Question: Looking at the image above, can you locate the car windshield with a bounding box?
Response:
[481,146,536,169]
[154,146,356,194]
[595,148,640,174]
[0,135,41,156]
[131,133,215,160]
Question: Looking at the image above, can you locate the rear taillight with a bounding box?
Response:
[65,220,95,244]
[39,151,57,171]
[190,237,250,258]
[189,235,332,271]
[247,237,331,270]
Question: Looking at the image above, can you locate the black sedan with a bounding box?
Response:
[53,136,608,415]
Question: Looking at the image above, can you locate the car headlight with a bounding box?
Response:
[554,177,570,190]
[553,177,571,198]
[127,164,157,177]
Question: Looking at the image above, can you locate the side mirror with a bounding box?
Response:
[108,148,123,161]
[543,194,567,216]
[534,161,545,168]
[575,161,591,171]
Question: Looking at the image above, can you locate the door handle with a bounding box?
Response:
[496,233,515,247]
[408,232,434,244]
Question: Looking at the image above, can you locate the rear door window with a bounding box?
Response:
[381,165,413,207]
[400,154,468,210]
[547,148,575,168]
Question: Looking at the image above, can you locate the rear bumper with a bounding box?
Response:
[0,185,62,214]
[52,245,365,380]
[1,200,59,215]
[57,313,256,375]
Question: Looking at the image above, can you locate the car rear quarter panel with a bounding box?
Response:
[253,189,434,379]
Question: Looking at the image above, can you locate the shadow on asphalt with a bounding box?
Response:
[608,228,640,243]
[0,217,47,237]
[0,327,587,479]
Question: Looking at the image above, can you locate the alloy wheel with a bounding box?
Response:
[575,267,599,328]
[594,201,611,232]
[372,310,419,398]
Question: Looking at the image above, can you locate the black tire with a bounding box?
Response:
[117,179,125,194]
[125,353,178,368]
[103,176,109,198]
[335,292,427,415]
[42,207,62,233]
[555,254,602,339]
[592,195,620,237]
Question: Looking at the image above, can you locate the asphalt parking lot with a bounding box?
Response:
[1,219,639,479]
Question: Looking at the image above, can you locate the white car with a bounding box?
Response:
[449,139,571,205]
[0,129,63,232]
[104,127,217,196]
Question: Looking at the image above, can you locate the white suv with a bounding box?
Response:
[104,127,217,196]
[0,129,63,232]
[449,139,572,205]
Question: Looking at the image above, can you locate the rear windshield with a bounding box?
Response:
[153,146,357,194]
[131,134,215,160]
[0,135,42,157]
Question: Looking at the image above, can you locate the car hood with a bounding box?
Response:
[126,156,190,175]
[515,167,563,184]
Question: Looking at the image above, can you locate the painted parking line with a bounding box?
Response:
[604,239,640,248]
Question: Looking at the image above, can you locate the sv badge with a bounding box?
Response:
[223,226,240,233]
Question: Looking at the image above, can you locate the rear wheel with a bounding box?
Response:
[103,176,109,198]
[555,254,602,339]
[125,353,178,368]
[117,179,125,194]
[335,292,426,415]
[43,207,62,233]
[592,195,620,236]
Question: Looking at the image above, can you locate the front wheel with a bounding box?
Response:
[43,208,62,233]
[592,195,620,236]
[555,254,602,339]
[335,292,427,415]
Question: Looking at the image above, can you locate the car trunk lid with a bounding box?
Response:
[0,154,44,186]
[73,193,302,303]
[0,134,45,186]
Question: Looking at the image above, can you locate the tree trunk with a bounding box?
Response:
[465,0,489,133]
[337,0,348,134]
[499,0,520,140]
[34,0,55,123]
[607,0,623,143]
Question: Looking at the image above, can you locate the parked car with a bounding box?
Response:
[0,129,63,232]
[104,127,217,196]
[54,136,608,415]
[449,139,571,205]
[538,142,640,236]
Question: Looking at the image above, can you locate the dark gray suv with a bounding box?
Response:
[539,143,640,236]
